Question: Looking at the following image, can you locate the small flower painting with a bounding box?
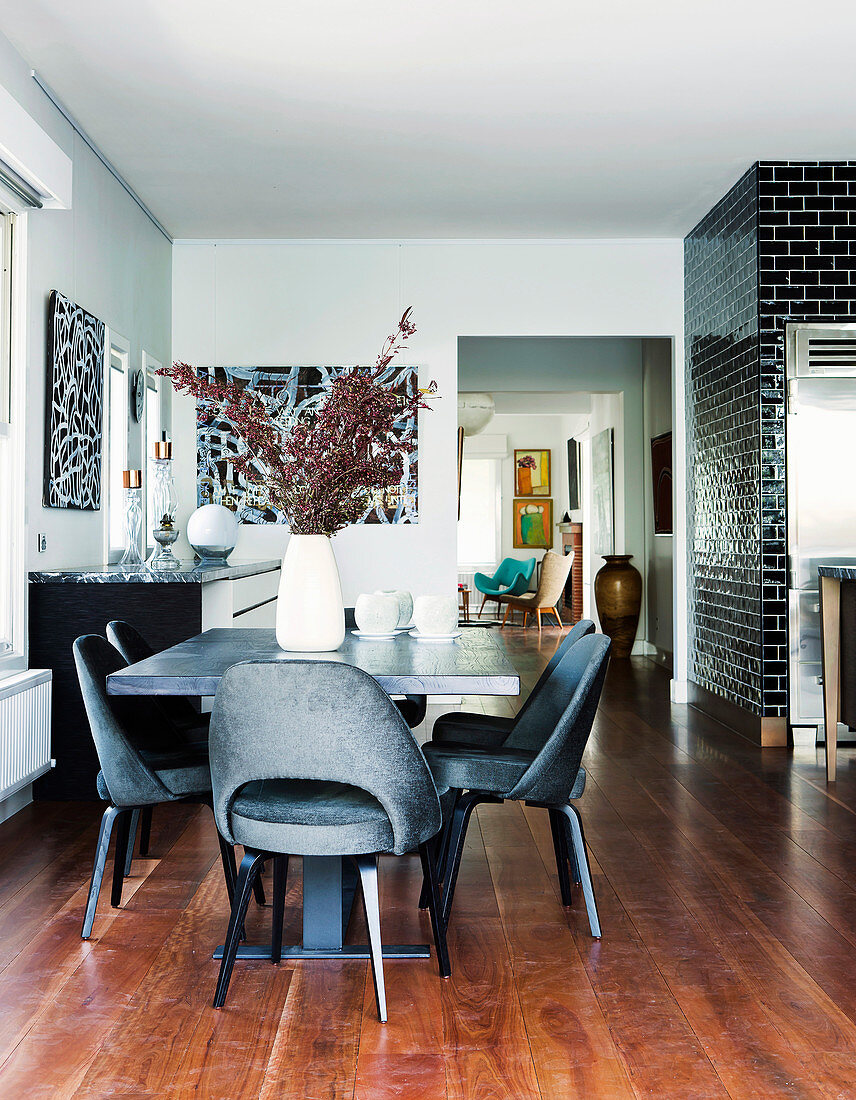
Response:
[514,449,551,496]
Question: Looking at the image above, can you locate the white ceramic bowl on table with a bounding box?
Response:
[374,589,413,628]
[355,593,401,635]
[412,595,459,636]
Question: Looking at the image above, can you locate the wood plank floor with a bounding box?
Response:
[3,626,856,1097]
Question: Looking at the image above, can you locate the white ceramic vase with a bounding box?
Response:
[275,534,345,652]
[413,595,459,636]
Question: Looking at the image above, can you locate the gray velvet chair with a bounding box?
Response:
[208,660,449,1020]
[73,635,239,940]
[425,617,595,904]
[421,632,611,938]
[344,606,426,729]
[106,620,210,869]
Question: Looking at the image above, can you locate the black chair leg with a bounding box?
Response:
[217,832,238,903]
[82,805,121,939]
[548,807,573,907]
[419,788,461,910]
[111,810,132,908]
[139,806,153,856]
[271,855,289,964]
[248,848,266,905]
[214,849,267,1008]
[418,841,451,978]
[441,791,497,926]
[123,808,141,877]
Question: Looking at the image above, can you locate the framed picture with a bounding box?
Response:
[44,290,105,510]
[514,448,550,496]
[513,498,553,549]
[651,431,673,534]
[567,438,581,511]
[591,428,614,556]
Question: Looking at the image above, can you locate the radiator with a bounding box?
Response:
[0,670,52,801]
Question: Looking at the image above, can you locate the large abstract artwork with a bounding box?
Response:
[44,291,105,510]
[591,428,615,556]
[197,364,420,524]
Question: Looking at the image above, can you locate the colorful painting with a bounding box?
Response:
[514,448,551,496]
[44,291,105,510]
[197,364,419,524]
[513,498,553,549]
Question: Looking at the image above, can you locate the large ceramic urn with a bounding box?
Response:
[593,554,642,659]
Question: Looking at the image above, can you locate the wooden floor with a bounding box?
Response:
[3,627,856,1098]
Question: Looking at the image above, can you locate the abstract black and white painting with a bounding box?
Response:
[196,364,420,525]
[44,291,105,509]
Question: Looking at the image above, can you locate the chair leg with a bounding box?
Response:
[548,808,573,907]
[478,596,487,619]
[419,789,462,909]
[418,841,451,978]
[123,808,141,877]
[213,848,267,1008]
[139,806,153,856]
[501,603,511,628]
[271,855,289,964]
[523,611,528,628]
[441,791,496,926]
[354,855,387,1023]
[556,803,601,938]
[552,606,564,628]
[111,810,132,908]
[536,608,542,633]
[81,805,122,939]
[247,848,266,905]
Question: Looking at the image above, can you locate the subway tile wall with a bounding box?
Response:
[685,167,762,713]
[685,161,856,719]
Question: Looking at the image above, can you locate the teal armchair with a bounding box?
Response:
[474,557,536,618]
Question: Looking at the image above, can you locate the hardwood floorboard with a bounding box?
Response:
[4,631,856,1097]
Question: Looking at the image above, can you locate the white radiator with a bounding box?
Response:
[0,670,52,801]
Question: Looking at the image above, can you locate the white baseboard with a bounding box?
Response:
[670,679,689,704]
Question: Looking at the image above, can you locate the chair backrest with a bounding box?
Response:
[344,607,357,629]
[107,621,207,736]
[514,618,595,726]
[73,635,175,807]
[494,556,535,592]
[505,633,611,804]
[209,661,442,855]
[532,551,574,607]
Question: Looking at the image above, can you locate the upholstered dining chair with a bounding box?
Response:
[423,617,595,904]
[106,621,212,872]
[499,550,573,631]
[208,660,450,1020]
[344,607,426,728]
[421,632,611,938]
[473,557,536,618]
[73,635,239,940]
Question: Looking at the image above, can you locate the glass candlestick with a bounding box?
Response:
[150,436,181,569]
[119,470,145,566]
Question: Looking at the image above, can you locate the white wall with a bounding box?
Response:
[642,338,673,665]
[172,240,684,624]
[0,30,173,576]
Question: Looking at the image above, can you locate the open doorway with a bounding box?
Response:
[457,337,673,669]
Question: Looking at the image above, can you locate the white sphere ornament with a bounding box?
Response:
[413,595,459,636]
[187,504,239,562]
[457,392,495,437]
[374,589,413,628]
[355,593,400,634]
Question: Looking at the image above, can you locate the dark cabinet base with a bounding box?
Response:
[29,583,203,800]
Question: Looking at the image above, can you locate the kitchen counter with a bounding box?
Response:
[29,559,280,584]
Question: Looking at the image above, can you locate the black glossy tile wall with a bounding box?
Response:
[685,167,762,714]
[685,162,856,720]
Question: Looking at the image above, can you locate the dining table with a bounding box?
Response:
[107,625,520,961]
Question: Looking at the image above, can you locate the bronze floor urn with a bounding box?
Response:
[594,554,642,658]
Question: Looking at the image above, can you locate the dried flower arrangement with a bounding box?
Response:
[160,310,434,536]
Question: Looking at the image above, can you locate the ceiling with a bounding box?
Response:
[2,0,855,239]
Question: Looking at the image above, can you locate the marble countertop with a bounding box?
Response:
[817,565,856,580]
[28,559,281,584]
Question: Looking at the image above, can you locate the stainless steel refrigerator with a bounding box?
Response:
[787,322,856,738]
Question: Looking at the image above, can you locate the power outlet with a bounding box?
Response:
[37,533,47,553]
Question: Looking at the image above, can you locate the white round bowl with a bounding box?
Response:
[187,504,239,562]
[374,589,413,628]
[413,595,459,636]
[355,593,400,634]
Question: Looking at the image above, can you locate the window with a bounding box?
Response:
[0,210,24,671]
[103,333,130,562]
[457,458,501,568]
[143,352,162,553]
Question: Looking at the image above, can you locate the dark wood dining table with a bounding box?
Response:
[107,626,520,960]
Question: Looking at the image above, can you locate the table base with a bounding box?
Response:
[213,943,431,960]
